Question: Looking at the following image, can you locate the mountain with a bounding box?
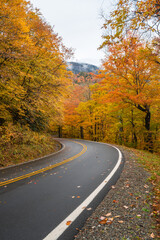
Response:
[67,62,99,74]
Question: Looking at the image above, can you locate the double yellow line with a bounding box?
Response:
[0,141,87,187]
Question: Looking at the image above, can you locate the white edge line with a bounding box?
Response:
[43,144,122,240]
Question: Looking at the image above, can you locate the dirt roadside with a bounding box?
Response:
[75,146,159,240]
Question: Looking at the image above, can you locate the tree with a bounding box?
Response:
[63,73,98,139]
[98,35,160,151]
[100,0,160,48]
[63,84,86,138]
[0,0,72,132]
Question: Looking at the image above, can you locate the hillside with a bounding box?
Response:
[67,62,99,74]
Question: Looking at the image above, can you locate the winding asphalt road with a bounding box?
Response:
[0,139,124,240]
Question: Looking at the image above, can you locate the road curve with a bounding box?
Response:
[0,139,124,240]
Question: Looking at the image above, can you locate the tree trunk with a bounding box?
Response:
[144,109,153,152]
[101,121,105,139]
[94,121,97,141]
[80,126,84,139]
[118,115,124,145]
[137,105,153,152]
[131,109,137,147]
[58,126,62,138]
[145,109,151,131]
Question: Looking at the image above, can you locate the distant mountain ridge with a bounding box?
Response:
[67,62,99,74]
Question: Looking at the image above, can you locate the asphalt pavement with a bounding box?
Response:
[0,139,124,240]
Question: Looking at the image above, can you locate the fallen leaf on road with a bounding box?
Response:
[100,216,105,220]
[113,200,118,203]
[105,213,112,217]
[118,220,124,223]
[99,218,107,224]
[125,184,130,188]
[128,192,133,196]
[86,208,92,211]
[150,233,155,238]
[114,215,120,218]
[66,221,72,226]
[111,186,115,189]
[130,204,136,208]
[123,205,129,209]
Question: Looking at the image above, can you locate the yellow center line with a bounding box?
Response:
[0,140,87,187]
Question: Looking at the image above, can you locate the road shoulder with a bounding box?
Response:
[75,146,158,240]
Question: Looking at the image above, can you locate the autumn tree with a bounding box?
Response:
[63,73,98,139]
[0,0,72,160]
[0,0,32,126]
[0,0,71,133]
[101,0,160,48]
[63,84,85,138]
[20,7,71,131]
[98,36,160,151]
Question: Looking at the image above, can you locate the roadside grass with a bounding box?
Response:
[0,128,61,168]
[134,149,160,193]
[129,148,160,232]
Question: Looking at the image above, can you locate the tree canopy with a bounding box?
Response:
[0,0,72,132]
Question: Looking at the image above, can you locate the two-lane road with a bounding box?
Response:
[0,139,124,240]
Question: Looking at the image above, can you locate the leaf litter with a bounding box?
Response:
[75,146,158,239]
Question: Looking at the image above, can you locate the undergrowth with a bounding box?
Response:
[128,148,160,234]
[0,124,60,168]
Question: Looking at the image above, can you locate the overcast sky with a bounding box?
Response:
[30,0,113,66]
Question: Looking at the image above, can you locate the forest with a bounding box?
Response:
[0,0,160,167]
[62,0,160,153]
